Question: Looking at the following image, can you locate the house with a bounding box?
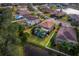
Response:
[50,9,66,19]
[32,18,55,38]
[69,14,79,26]
[15,14,40,26]
[16,6,31,16]
[39,5,53,14]
[39,18,55,31]
[25,15,40,26]
[55,27,78,45]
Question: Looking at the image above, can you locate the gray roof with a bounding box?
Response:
[70,14,79,22]
[55,27,78,44]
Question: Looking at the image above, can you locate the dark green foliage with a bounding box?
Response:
[17,24,27,45]
[0,8,26,55]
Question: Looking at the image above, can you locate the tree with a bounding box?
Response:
[17,24,27,45]
[61,15,69,22]
[0,8,23,55]
[50,5,57,11]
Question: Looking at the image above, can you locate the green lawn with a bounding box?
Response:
[47,32,57,48]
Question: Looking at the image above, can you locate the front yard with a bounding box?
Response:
[26,25,60,48]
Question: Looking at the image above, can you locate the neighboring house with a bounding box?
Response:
[50,9,66,19]
[69,14,79,25]
[55,27,78,45]
[25,15,40,26]
[39,5,53,14]
[51,9,65,16]
[15,14,40,26]
[16,6,31,16]
[39,19,55,31]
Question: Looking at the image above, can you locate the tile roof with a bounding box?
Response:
[26,15,38,20]
[64,31,75,41]
[56,27,77,44]
[40,6,54,13]
[16,6,31,16]
[40,19,54,29]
